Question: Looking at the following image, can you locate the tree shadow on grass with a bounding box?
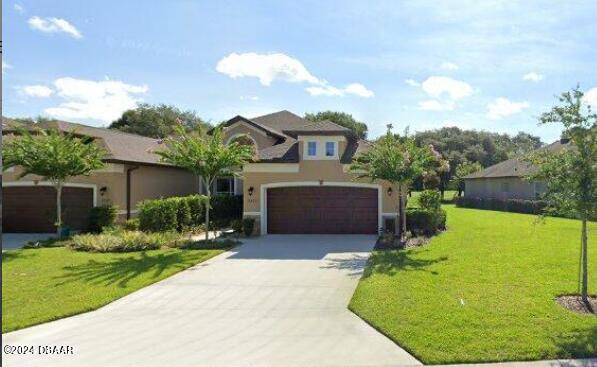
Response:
[551,327,597,362]
[55,251,190,288]
[361,249,448,279]
[1,250,35,263]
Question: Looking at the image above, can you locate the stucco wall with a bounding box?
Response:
[464,177,539,200]
[223,123,278,151]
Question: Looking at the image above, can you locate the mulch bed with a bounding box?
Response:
[556,295,597,315]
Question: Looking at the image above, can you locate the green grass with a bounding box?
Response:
[2,247,225,332]
[350,205,596,364]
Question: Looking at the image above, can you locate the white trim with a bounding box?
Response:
[260,181,382,235]
[382,212,398,216]
[243,163,299,173]
[3,181,98,206]
[224,121,268,137]
[243,212,261,216]
[117,209,139,215]
[226,133,258,146]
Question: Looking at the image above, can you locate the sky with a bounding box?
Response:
[3,0,597,143]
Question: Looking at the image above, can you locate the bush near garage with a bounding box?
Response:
[69,230,187,252]
[88,205,117,233]
[418,189,442,211]
[406,208,447,236]
[209,194,243,229]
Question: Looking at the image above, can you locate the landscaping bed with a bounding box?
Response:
[350,205,597,364]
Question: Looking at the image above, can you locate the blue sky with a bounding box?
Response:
[3,0,597,142]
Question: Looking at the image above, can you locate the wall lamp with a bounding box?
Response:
[248,186,254,196]
[387,187,393,196]
[100,186,108,196]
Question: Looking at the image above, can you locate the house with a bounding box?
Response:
[2,117,199,233]
[218,110,398,235]
[462,139,571,200]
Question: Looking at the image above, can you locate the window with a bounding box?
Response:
[501,182,510,193]
[307,141,317,156]
[325,142,335,157]
[215,177,234,195]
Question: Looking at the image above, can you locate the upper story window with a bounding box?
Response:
[307,141,317,156]
[215,177,235,195]
[325,142,335,157]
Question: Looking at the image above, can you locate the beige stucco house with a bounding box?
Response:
[2,118,198,232]
[218,111,399,235]
[463,139,571,200]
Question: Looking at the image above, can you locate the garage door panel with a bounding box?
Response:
[3,186,94,233]
[267,186,378,234]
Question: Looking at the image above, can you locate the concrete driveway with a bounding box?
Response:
[2,233,55,251]
[3,235,421,367]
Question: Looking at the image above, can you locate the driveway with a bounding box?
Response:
[3,235,421,367]
[2,233,55,251]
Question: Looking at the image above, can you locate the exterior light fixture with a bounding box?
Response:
[248,186,254,196]
[100,187,108,196]
[387,187,393,196]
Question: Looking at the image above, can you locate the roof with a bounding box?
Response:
[224,110,363,162]
[3,117,169,166]
[463,140,573,179]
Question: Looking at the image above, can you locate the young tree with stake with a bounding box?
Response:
[3,128,106,235]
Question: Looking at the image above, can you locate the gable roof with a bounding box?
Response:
[463,139,573,179]
[3,117,169,166]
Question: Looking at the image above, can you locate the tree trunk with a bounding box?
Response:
[205,187,211,242]
[394,184,400,236]
[400,183,407,243]
[581,216,588,303]
[55,182,63,236]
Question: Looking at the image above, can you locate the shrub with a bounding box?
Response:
[123,218,140,231]
[406,208,446,236]
[230,219,243,235]
[455,197,546,215]
[69,231,184,252]
[418,190,442,211]
[88,205,117,233]
[242,217,255,237]
[210,194,243,228]
[138,195,210,232]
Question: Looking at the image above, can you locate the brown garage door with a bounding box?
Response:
[3,186,94,233]
[267,186,378,234]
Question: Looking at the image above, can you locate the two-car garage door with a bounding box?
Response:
[267,186,378,234]
[3,186,94,233]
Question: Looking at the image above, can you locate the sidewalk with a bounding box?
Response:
[438,359,596,367]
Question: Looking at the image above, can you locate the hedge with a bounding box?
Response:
[138,194,243,232]
[454,196,546,215]
[406,208,447,236]
[88,205,117,233]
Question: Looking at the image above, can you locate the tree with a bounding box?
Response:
[110,104,212,138]
[527,87,596,305]
[305,111,368,139]
[3,128,106,235]
[351,125,437,243]
[452,161,483,196]
[156,128,254,241]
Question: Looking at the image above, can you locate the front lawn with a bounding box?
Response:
[350,205,596,364]
[2,247,225,332]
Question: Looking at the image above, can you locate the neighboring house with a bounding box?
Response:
[463,139,571,200]
[218,110,399,235]
[2,117,199,233]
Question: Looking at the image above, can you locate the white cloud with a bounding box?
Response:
[240,95,259,101]
[344,83,375,98]
[2,60,12,74]
[14,3,25,14]
[306,83,374,98]
[28,16,82,39]
[44,77,148,123]
[486,97,529,120]
[416,76,473,111]
[522,72,544,82]
[18,85,54,98]
[216,52,319,86]
[418,99,455,111]
[440,62,459,70]
[583,87,597,107]
[421,76,473,100]
[405,79,420,87]
[216,52,373,98]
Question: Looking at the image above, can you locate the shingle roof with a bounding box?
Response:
[3,117,169,166]
[282,120,353,136]
[463,140,573,179]
[250,110,308,134]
